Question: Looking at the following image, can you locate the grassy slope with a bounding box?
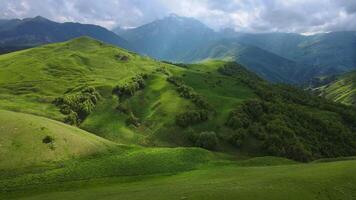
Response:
[2,158,356,200]
[0,36,159,120]
[315,71,356,105]
[0,109,114,170]
[0,37,255,146]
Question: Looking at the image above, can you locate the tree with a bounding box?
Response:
[196,131,218,150]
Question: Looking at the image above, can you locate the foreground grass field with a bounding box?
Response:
[2,158,356,200]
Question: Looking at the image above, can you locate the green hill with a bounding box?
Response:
[312,71,356,105]
[0,37,355,163]
[1,37,356,200]
[0,109,114,170]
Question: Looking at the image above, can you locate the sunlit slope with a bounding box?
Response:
[0,36,160,119]
[314,71,356,105]
[0,109,114,170]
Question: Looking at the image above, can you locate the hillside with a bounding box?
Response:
[312,71,356,105]
[0,37,355,162]
[0,16,130,54]
[0,109,114,170]
[182,39,313,83]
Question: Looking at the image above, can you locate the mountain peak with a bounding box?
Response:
[32,16,51,22]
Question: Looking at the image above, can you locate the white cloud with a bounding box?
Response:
[0,0,356,33]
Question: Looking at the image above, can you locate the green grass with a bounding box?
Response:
[0,37,163,120]
[0,109,115,170]
[2,157,356,200]
[0,37,255,147]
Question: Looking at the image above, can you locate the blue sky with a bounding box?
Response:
[1,0,356,34]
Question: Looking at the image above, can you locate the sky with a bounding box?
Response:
[1,0,356,34]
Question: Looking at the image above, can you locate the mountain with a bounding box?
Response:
[119,14,218,61]
[226,31,356,76]
[182,39,314,83]
[0,16,130,54]
[312,71,356,105]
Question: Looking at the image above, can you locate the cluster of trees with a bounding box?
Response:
[167,76,213,127]
[167,76,211,110]
[112,74,148,99]
[53,87,100,125]
[216,62,356,161]
[225,99,356,162]
[176,110,209,128]
[112,74,149,128]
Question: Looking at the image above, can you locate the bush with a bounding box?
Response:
[42,136,54,144]
[113,74,147,99]
[196,132,218,150]
[176,110,209,127]
[53,87,101,125]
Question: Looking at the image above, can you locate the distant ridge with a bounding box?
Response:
[0,16,131,54]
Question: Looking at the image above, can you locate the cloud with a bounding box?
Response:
[0,0,356,33]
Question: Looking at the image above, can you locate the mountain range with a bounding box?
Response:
[0,16,130,54]
[1,15,356,84]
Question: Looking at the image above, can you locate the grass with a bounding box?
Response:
[1,37,356,199]
[0,37,255,147]
[0,109,114,170]
[2,157,356,200]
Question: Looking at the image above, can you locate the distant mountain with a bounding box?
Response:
[119,14,218,61]
[182,39,314,83]
[311,71,356,105]
[225,31,356,76]
[0,16,130,54]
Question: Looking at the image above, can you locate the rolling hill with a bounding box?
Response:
[0,37,355,162]
[0,16,130,54]
[0,109,114,170]
[0,37,356,199]
[312,71,356,105]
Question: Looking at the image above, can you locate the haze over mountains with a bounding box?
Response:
[0,16,130,54]
[1,15,356,84]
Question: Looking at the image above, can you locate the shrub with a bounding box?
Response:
[53,87,100,125]
[113,74,147,99]
[196,131,218,150]
[42,136,54,144]
[176,110,209,127]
